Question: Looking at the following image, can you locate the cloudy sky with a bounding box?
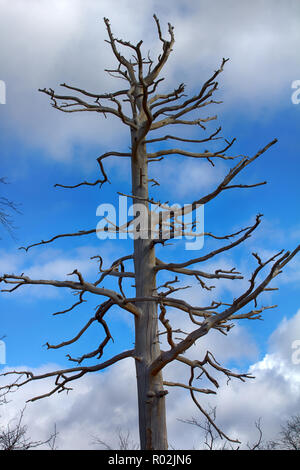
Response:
[0,0,300,450]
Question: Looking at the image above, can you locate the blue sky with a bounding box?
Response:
[0,0,300,449]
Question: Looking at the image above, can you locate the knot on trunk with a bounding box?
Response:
[147,389,168,399]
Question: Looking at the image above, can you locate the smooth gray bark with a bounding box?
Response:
[131,130,168,449]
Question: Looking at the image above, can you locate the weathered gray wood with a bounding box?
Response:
[131,131,168,449]
[1,15,299,451]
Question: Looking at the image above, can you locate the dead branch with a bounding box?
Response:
[0,349,134,402]
[151,58,228,120]
[144,126,222,144]
[150,245,300,375]
[2,14,299,452]
[18,228,96,252]
[163,381,216,395]
[0,407,58,450]
[155,214,263,271]
[188,366,240,443]
[0,273,140,317]
[39,86,135,128]
[52,291,86,316]
[66,300,114,364]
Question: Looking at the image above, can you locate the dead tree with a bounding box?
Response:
[0,16,299,450]
[93,429,139,451]
[0,178,19,236]
[266,415,300,450]
[0,409,58,451]
[0,391,58,450]
[179,408,264,450]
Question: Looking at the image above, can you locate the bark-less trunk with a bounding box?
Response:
[2,15,296,454]
[131,128,168,450]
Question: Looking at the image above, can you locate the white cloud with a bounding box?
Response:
[149,158,227,200]
[1,308,300,449]
[0,360,139,450]
[0,242,126,298]
[0,0,299,450]
[0,0,299,161]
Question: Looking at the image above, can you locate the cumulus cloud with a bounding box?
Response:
[1,308,300,449]
[0,360,139,450]
[149,158,227,200]
[0,0,299,161]
[0,0,299,451]
[0,241,127,298]
[212,311,300,445]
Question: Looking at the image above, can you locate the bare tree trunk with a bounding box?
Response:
[2,14,300,454]
[131,130,168,450]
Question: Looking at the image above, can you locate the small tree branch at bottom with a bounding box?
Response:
[0,406,58,450]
